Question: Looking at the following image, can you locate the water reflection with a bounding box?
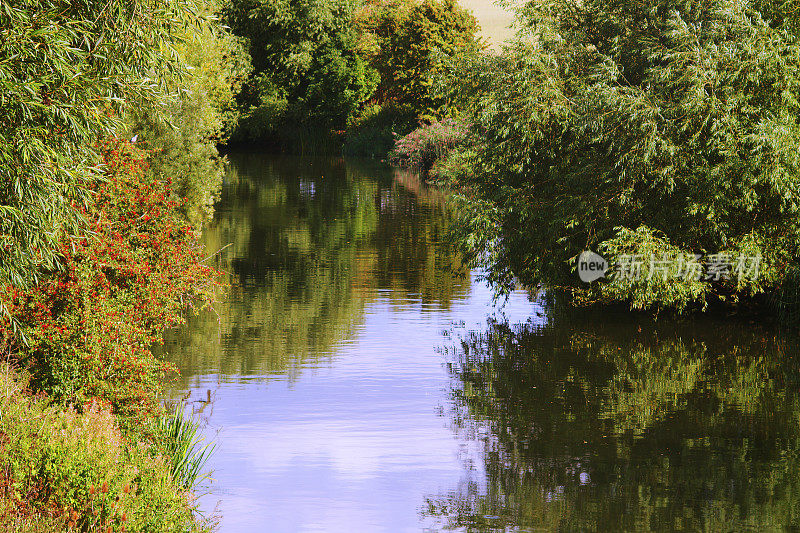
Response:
[164,154,468,384]
[162,153,800,532]
[159,154,520,532]
[427,306,800,531]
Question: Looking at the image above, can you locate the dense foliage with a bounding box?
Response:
[343,102,418,157]
[223,0,481,153]
[124,0,252,223]
[355,0,481,115]
[444,0,800,312]
[388,118,470,170]
[1,139,218,424]
[0,1,230,527]
[0,0,192,288]
[0,367,212,532]
[342,0,481,156]
[225,0,377,148]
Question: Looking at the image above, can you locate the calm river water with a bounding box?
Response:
[163,153,800,532]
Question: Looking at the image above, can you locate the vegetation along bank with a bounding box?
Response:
[3,0,800,530]
[1,0,242,530]
[392,0,800,319]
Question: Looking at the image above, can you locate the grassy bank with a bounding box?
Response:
[0,366,213,533]
[0,0,244,527]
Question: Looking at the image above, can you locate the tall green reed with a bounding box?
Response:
[157,401,215,492]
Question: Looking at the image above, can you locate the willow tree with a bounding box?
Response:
[448,0,800,312]
[0,0,194,289]
[123,0,253,224]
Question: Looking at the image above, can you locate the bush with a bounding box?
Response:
[388,118,470,170]
[125,0,252,224]
[0,139,219,425]
[428,143,476,185]
[343,103,418,157]
[0,0,195,287]
[231,96,345,154]
[446,0,800,311]
[0,366,211,533]
[0,3,224,529]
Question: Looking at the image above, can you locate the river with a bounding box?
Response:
[163,153,800,532]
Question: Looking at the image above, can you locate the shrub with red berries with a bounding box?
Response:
[0,138,220,424]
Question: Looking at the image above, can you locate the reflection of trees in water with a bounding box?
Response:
[371,168,465,307]
[161,154,468,385]
[426,309,800,531]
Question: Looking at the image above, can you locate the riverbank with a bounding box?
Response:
[0,0,248,528]
[0,139,219,531]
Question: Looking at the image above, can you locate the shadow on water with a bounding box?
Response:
[161,153,468,385]
[426,304,800,531]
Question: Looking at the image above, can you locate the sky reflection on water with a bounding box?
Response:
[163,154,537,532]
[164,154,800,532]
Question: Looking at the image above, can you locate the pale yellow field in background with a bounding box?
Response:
[458,0,515,48]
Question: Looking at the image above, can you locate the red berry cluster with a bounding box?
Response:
[0,138,221,423]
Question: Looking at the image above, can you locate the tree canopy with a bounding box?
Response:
[0,0,195,289]
[224,0,378,131]
[446,0,800,312]
[355,0,481,114]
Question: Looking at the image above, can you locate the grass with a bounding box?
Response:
[156,402,215,492]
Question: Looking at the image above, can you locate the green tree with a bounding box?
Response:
[0,0,193,289]
[447,0,800,312]
[223,0,378,144]
[355,0,481,115]
[124,0,252,223]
